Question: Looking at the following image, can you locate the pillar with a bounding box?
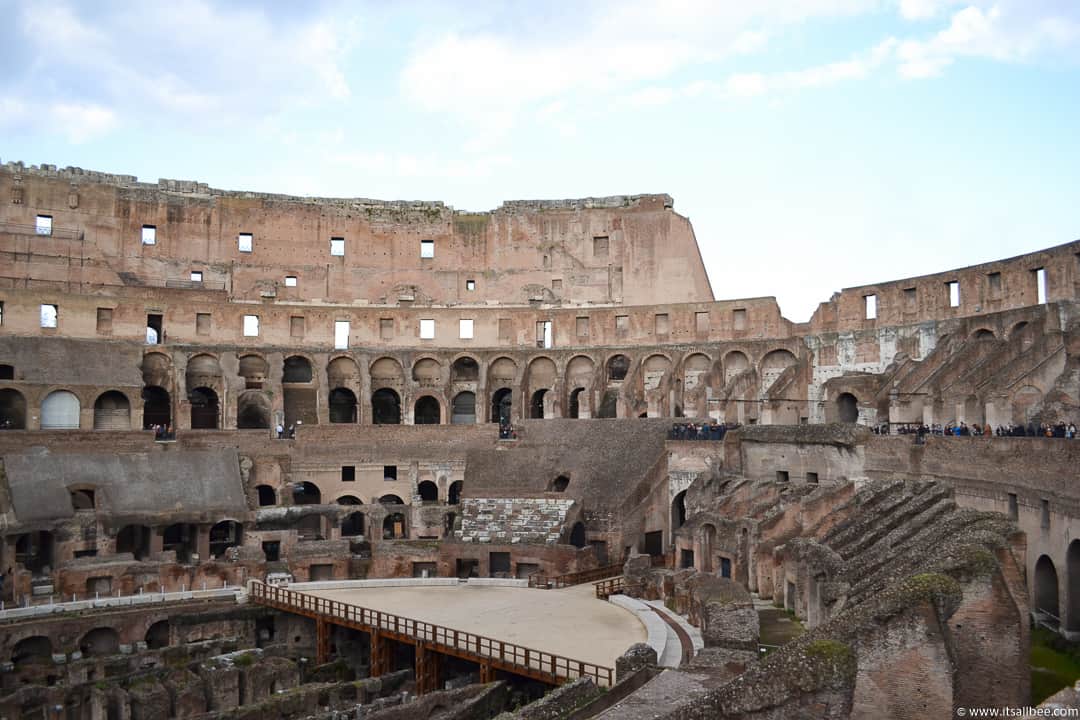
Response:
[195,525,211,564]
[415,641,441,695]
[370,632,390,677]
[316,619,331,665]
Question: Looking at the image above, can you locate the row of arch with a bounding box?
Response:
[11,622,172,666]
[0,388,135,430]
[1033,543,1080,632]
[259,480,462,507]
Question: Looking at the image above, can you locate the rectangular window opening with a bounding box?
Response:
[1007,492,1018,520]
[335,320,350,350]
[141,225,156,245]
[419,318,435,340]
[576,316,589,337]
[459,318,474,340]
[498,318,512,342]
[615,315,629,335]
[330,237,345,256]
[466,279,476,291]
[776,470,789,483]
[380,318,393,340]
[196,313,211,335]
[36,215,53,236]
[146,313,163,345]
[420,239,435,259]
[190,271,203,283]
[903,287,917,311]
[243,314,260,337]
[593,236,609,258]
[1035,267,1047,304]
[733,308,747,331]
[947,281,960,308]
[384,465,398,481]
[654,313,670,335]
[96,307,112,334]
[238,233,253,253]
[342,466,356,483]
[551,278,562,291]
[806,472,819,484]
[987,272,1002,295]
[536,320,552,349]
[40,304,58,328]
[695,311,710,334]
[285,275,297,287]
[864,294,877,320]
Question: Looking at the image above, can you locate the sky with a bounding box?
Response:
[1,0,1078,321]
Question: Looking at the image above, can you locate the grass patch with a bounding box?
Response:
[1031,627,1080,704]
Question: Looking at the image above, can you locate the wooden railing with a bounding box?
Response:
[528,563,623,590]
[248,581,613,687]
[594,576,625,599]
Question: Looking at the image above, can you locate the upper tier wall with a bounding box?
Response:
[0,162,714,307]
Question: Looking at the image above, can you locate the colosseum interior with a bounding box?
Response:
[1,159,1079,718]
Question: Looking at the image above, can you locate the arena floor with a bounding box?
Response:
[302,582,646,668]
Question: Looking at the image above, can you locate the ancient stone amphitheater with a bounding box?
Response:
[0,160,1077,719]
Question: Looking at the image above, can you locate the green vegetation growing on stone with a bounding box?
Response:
[1032,627,1080,704]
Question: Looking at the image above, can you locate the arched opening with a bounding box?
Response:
[209,520,243,559]
[723,351,750,384]
[80,628,120,657]
[93,391,131,430]
[569,522,586,549]
[189,387,219,429]
[141,386,171,429]
[379,494,405,505]
[414,396,441,424]
[530,389,548,419]
[1068,541,1080,632]
[445,512,457,535]
[383,512,406,539]
[293,482,322,505]
[145,621,170,650]
[282,356,313,383]
[1013,385,1043,424]
[236,390,271,429]
[597,389,618,418]
[568,388,584,419]
[448,481,463,505]
[329,388,358,423]
[14,531,53,574]
[41,390,81,429]
[760,349,798,391]
[256,485,276,507]
[973,328,996,341]
[162,523,196,563]
[550,475,570,492]
[372,388,401,425]
[418,481,439,504]
[70,489,95,511]
[491,388,512,424]
[412,358,443,383]
[1035,554,1060,620]
[606,355,630,382]
[451,356,479,382]
[337,495,362,506]
[451,391,476,424]
[115,524,151,560]
[0,388,27,429]
[837,393,859,424]
[11,636,52,668]
[342,512,365,537]
[672,490,687,531]
[238,354,269,389]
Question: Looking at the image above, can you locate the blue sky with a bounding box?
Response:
[2,0,1078,320]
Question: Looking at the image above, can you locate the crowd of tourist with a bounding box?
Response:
[669,422,739,441]
[150,424,174,441]
[498,421,518,440]
[883,421,1078,439]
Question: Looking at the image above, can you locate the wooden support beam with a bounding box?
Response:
[480,662,495,684]
[370,630,391,677]
[316,618,331,665]
[415,641,441,695]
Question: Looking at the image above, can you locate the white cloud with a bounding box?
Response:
[898,0,961,21]
[50,103,118,144]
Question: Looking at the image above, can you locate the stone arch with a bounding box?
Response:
[451,391,476,424]
[256,485,276,507]
[15,530,54,573]
[80,627,120,657]
[568,387,585,419]
[282,356,314,383]
[683,353,712,389]
[329,387,358,423]
[141,386,171,429]
[141,352,172,388]
[413,395,442,424]
[1035,554,1060,619]
[116,524,151,560]
[327,356,360,386]
[0,387,27,429]
[451,356,479,382]
[372,388,402,425]
[411,357,444,384]
[491,387,513,425]
[11,636,52,667]
[341,512,365,537]
[837,393,859,424]
[145,621,170,649]
[209,520,243,559]
[527,356,557,388]
[418,481,439,503]
[189,387,219,429]
[550,475,570,492]
[379,494,406,505]
[1069,540,1080,632]
[237,390,271,429]
[569,522,586,549]
[642,353,673,384]
[383,512,407,539]
[672,490,687,531]
[371,357,405,384]
[606,354,630,382]
[723,350,750,384]
[337,495,362,505]
[488,357,518,384]
[41,389,81,429]
[186,354,222,387]
[293,482,322,505]
[93,390,131,430]
[1009,321,1036,349]
[971,327,996,340]
[238,354,269,388]
[566,355,596,385]
[530,389,548,419]
[448,481,463,505]
[760,349,798,389]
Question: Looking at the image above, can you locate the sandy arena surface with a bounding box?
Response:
[302,582,646,668]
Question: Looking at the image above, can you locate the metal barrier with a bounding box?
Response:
[248,581,613,688]
[528,563,623,590]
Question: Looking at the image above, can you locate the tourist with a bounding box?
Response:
[276,422,284,439]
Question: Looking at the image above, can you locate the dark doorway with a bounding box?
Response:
[672,490,687,530]
[1035,554,1060,619]
[341,512,365,537]
[643,530,663,558]
[329,388,357,423]
[569,522,586,548]
[414,396,441,424]
[568,388,584,419]
[530,389,547,419]
[418,481,439,504]
[294,482,322,505]
[448,481,463,505]
[189,387,219,429]
[141,386,170,429]
[680,549,695,569]
[491,388,512,424]
[456,559,479,579]
[372,388,401,424]
[837,393,858,424]
[451,392,476,424]
[256,485,276,506]
[720,557,732,578]
[0,388,27,429]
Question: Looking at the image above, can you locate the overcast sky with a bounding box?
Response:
[2,0,1078,320]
